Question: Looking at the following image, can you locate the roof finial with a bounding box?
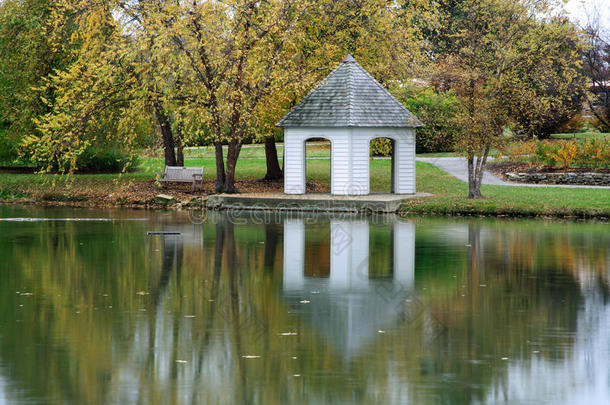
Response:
[342,54,356,63]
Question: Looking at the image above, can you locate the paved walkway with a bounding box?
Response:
[416,157,610,189]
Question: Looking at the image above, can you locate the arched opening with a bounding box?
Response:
[304,138,332,193]
[369,137,395,193]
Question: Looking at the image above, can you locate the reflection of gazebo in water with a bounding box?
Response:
[282,217,415,357]
[277,55,423,195]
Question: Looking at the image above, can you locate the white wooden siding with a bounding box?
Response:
[283,127,416,195]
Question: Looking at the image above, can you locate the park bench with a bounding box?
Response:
[157,166,204,192]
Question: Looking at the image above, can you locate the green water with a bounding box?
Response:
[0,206,609,404]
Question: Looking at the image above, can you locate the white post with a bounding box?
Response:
[283,218,305,290]
[393,220,415,289]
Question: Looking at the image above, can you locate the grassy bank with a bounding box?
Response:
[0,144,608,218]
[404,162,609,218]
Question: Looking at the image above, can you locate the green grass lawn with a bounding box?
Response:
[1,143,608,218]
[406,162,609,217]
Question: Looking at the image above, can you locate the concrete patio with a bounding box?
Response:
[206,192,432,213]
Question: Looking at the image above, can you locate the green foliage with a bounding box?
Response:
[0,0,74,152]
[397,86,462,153]
[500,18,587,139]
[370,84,463,156]
[370,138,393,157]
[536,139,610,168]
[21,1,155,173]
[0,186,28,200]
[75,148,139,173]
[0,127,18,163]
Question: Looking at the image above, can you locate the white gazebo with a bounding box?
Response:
[277,54,423,196]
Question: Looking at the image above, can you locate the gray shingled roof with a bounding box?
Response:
[277,54,423,128]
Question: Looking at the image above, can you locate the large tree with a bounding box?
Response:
[431,0,586,198]
[24,0,196,171]
[501,17,587,139]
[0,0,74,160]
[125,0,318,192]
[32,0,426,190]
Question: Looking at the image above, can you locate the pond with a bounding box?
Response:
[0,206,609,404]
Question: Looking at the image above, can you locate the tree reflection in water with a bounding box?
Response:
[0,208,608,404]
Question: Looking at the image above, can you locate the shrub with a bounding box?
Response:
[75,148,139,173]
[551,141,578,168]
[535,141,559,166]
[395,86,462,153]
[574,137,610,168]
[0,127,18,164]
[502,140,538,163]
[509,138,610,168]
[370,138,393,157]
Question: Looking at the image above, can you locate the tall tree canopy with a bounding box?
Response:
[0,0,74,160]
[430,0,586,197]
[27,0,428,190]
[9,0,590,198]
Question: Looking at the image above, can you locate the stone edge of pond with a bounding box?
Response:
[1,197,608,222]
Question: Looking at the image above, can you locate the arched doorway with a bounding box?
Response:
[304,138,332,193]
[369,137,395,193]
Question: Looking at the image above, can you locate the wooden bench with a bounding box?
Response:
[157,166,204,192]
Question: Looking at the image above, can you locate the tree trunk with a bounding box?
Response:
[263,223,280,273]
[467,156,482,198]
[176,122,184,166]
[215,141,226,192]
[154,104,176,166]
[263,136,283,180]
[223,140,242,193]
[467,148,489,199]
